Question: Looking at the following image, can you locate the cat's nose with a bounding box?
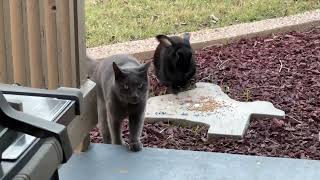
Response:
[130,94,139,101]
[132,96,138,101]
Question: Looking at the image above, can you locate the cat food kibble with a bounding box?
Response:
[185,96,224,112]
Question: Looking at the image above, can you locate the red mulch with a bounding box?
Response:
[90,26,320,160]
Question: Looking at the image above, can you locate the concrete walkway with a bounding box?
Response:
[59,144,320,180]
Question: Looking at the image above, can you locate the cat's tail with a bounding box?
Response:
[86,53,99,79]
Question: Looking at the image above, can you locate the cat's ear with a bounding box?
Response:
[113,62,125,80]
[156,35,172,47]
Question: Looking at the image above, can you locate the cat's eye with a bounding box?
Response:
[138,84,143,89]
[123,84,129,90]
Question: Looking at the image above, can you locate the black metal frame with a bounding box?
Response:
[0,83,83,115]
[0,84,83,163]
[0,126,18,159]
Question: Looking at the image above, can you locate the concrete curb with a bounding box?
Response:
[87,10,320,61]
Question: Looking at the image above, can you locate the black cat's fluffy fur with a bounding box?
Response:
[87,54,150,152]
[153,33,196,93]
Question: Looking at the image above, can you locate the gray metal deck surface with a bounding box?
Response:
[59,144,320,180]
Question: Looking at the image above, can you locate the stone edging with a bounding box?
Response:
[87,10,320,61]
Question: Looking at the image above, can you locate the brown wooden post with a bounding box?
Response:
[68,0,79,88]
[38,0,48,88]
[0,1,7,83]
[76,0,87,86]
[9,0,27,86]
[44,0,59,89]
[21,0,31,87]
[56,0,72,87]
[2,0,13,84]
[73,0,92,153]
[26,0,44,88]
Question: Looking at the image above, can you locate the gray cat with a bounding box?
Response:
[87,54,151,152]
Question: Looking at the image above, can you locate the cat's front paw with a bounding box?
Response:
[128,141,143,152]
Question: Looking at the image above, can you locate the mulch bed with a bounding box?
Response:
[90,26,320,160]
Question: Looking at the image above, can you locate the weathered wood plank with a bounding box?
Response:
[3,0,13,84]
[44,0,59,89]
[71,0,90,152]
[39,0,48,88]
[0,1,7,83]
[21,0,31,87]
[55,0,63,87]
[9,0,27,85]
[56,0,72,87]
[26,0,44,88]
[69,0,79,88]
[76,0,87,86]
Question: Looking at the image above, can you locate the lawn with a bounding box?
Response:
[85,0,320,47]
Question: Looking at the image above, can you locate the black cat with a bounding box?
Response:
[153,33,196,93]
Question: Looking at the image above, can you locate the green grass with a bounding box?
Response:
[85,0,320,47]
